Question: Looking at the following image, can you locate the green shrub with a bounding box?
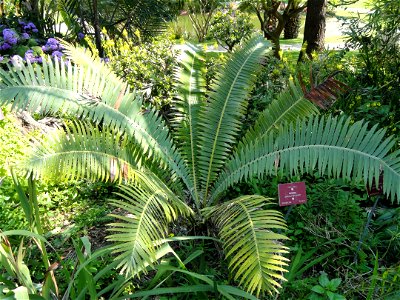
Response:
[103,35,179,112]
[339,0,400,134]
[209,4,254,51]
[246,56,292,130]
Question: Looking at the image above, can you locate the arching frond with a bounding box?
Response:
[236,79,319,153]
[61,40,125,89]
[0,58,125,113]
[197,35,270,201]
[107,179,193,276]
[203,195,289,297]
[172,44,206,206]
[210,116,400,204]
[0,57,194,198]
[25,121,142,183]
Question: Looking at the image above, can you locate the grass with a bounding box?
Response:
[168,10,348,52]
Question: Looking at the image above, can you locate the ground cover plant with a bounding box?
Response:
[0,32,400,299]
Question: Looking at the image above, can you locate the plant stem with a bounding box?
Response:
[354,195,380,263]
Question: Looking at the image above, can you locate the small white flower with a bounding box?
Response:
[11,55,24,71]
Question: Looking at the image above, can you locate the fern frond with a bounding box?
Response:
[0,57,194,198]
[25,121,142,183]
[107,179,193,276]
[172,44,206,205]
[61,40,126,90]
[236,79,319,153]
[198,35,270,201]
[0,58,125,113]
[210,115,400,203]
[204,195,289,296]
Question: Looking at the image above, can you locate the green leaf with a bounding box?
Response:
[197,35,269,200]
[210,115,400,204]
[172,44,206,206]
[13,287,29,300]
[311,285,326,294]
[327,291,346,300]
[236,79,319,154]
[0,56,194,198]
[319,273,330,287]
[217,285,259,300]
[113,285,214,299]
[107,179,193,276]
[328,278,342,291]
[205,195,289,296]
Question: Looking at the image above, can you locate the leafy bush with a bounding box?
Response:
[103,35,179,111]
[339,0,400,134]
[246,55,292,130]
[309,272,345,300]
[209,3,253,51]
[0,109,33,229]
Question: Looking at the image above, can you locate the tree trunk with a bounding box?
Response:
[284,14,300,39]
[92,0,104,57]
[298,0,327,62]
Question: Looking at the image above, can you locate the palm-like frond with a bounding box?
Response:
[25,121,142,183]
[172,44,206,205]
[236,79,319,154]
[61,40,125,89]
[0,57,124,113]
[204,195,289,297]
[198,35,270,200]
[210,115,400,204]
[107,179,193,276]
[61,0,171,40]
[0,57,194,195]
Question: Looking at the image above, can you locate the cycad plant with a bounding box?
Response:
[1,35,399,297]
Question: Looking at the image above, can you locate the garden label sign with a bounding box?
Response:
[278,182,307,207]
[366,173,384,196]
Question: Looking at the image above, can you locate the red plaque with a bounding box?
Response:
[366,174,383,196]
[278,182,307,207]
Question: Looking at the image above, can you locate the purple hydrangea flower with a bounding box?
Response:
[37,56,43,63]
[101,57,110,63]
[21,32,30,39]
[8,37,18,45]
[77,32,85,40]
[47,38,58,45]
[25,49,35,63]
[1,43,11,50]
[50,44,58,51]
[41,45,48,52]
[18,20,26,26]
[3,29,14,39]
[0,56,3,62]
[27,22,36,29]
[52,50,63,60]
[24,25,30,31]
[32,28,38,33]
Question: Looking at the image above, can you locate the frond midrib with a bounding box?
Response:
[235,200,263,285]
[132,190,165,258]
[203,47,259,200]
[82,99,193,193]
[188,54,200,204]
[210,144,398,203]
[259,97,308,139]
[3,85,81,97]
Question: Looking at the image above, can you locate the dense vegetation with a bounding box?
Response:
[0,0,399,299]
